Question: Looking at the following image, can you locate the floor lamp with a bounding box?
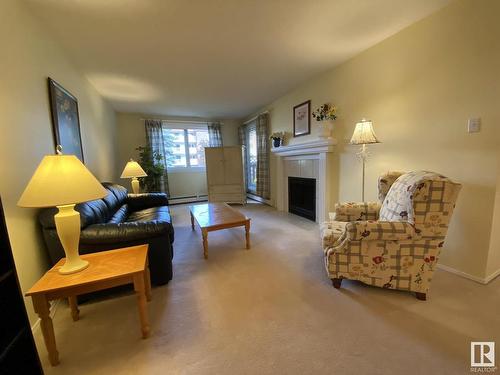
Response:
[350,119,380,201]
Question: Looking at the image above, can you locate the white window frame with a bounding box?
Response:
[162,122,208,173]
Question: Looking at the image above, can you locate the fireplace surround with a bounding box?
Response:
[271,139,336,223]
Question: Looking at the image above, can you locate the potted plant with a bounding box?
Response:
[270,132,285,148]
[135,146,166,192]
[312,104,338,139]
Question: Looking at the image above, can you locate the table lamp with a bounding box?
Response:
[121,159,147,194]
[350,119,380,201]
[18,146,107,274]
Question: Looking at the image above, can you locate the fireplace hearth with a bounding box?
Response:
[288,177,316,221]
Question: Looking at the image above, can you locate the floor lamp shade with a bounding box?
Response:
[350,119,381,201]
[18,153,107,274]
[350,119,380,145]
[120,160,147,194]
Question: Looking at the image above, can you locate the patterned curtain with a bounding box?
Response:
[238,124,247,146]
[207,122,223,147]
[256,113,270,199]
[144,119,170,195]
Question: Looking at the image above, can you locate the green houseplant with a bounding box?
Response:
[135,146,166,192]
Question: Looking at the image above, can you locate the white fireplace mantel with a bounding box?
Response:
[272,139,337,223]
[271,139,337,157]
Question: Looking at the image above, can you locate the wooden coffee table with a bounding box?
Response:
[26,245,152,366]
[189,202,251,259]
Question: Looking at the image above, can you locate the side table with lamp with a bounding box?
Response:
[19,147,152,366]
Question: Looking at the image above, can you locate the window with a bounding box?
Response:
[162,125,209,169]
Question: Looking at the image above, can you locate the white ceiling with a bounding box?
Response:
[24,0,451,119]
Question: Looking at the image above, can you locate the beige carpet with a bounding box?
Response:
[35,203,500,375]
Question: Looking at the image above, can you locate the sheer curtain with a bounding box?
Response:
[207,122,223,147]
[255,113,270,199]
[144,119,170,194]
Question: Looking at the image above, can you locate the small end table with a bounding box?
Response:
[26,245,152,366]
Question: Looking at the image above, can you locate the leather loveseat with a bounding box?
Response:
[39,183,174,285]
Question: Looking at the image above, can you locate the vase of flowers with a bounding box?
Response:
[312,104,337,139]
[270,132,285,148]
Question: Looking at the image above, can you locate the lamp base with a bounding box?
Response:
[131,177,140,194]
[54,204,88,275]
[59,258,89,274]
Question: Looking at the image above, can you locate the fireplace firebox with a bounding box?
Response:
[288,177,316,221]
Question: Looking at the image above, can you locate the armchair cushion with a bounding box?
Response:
[331,202,380,222]
[379,171,462,240]
[345,221,417,241]
[378,171,404,203]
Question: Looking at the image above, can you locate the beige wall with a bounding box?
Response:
[249,0,500,280]
[116,112,240,198]
[0,0,117,323]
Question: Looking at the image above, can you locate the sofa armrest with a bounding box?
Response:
[127,193,169,211]
[80,221,171,244]
[345,220,417,241]
[330,202,381,222]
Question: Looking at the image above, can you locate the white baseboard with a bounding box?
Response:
[437,263,500,285]
[485,267,500,284]
[31,299,61,334]
[169,195,208,205]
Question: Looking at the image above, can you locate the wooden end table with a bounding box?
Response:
[189,202,251,259]
[26,245,152,366]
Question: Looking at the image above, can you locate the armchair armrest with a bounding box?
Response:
[127,193,169,211]
[345,221,417,241]
[330,202,381,222]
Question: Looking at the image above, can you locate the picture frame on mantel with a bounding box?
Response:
[293,100,310,137]
[47,77,84,162]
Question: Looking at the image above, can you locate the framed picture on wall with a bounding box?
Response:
[48,77,84,162]
[293,100,310,137]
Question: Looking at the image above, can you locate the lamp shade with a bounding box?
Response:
[18,154,107,208]
[350,119,380,145]
[120,160,147,178]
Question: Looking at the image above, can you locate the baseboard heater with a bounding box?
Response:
[169,194,208,205]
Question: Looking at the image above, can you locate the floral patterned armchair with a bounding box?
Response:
[320,171,461,300]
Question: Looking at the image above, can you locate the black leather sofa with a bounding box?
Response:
[39,183,174,285]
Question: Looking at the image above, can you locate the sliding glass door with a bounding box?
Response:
[245,124,257,194]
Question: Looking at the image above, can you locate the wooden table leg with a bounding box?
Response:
[133,273,150,339]
[32,294,59,366]
[68,296,79,321]
[145,263,152,302]
[245,220,251,249]
[202,229,208,259]
[190,211,195,230]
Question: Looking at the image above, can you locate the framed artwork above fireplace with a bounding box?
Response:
[293,100,311,137]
